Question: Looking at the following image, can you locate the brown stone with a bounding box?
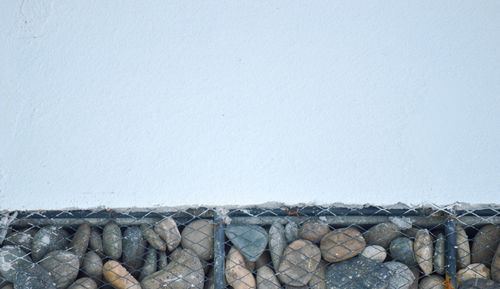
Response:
[181,220,214,261]
[492,243,500,282]
[457,263,490,284]
[256,266,280,289]
[456,225,471,269]
[414,229,433,275]
[68,278,97,289]
[154,217,181,252]
[225,247,256,289]
[278,239,321,286]
[298,220,331,244]
[320,227,365,262]
[103,260,141,289]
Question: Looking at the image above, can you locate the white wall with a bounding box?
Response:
[1,1,499,210]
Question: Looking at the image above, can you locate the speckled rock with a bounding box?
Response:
[390,237,417,267]
[457,263,490,284]
[325,256,391,289]
[471,225,500,265]
[492,243,500,282]
[434,233,445,275]
[89,228,103,256]
[0,246,32,282]
[39,250,80,289]
[103,222,122,260]
[320,228,365,262]
[226,225,268,262]
[298,220,330,244]
[70,223,90,263]
[122,226,146,272]
[385,261,415,289]
[269,222,286,271]
[225,247,256,289]
[139,247,157,281]
[456,225,471,269]
[141,248,204,289]
[285,222,299,243]
[103,260,141,289]
[154,217,181,252]
[31,226,70,261]
[181,220,214,261]
[419,275,445,289]
[82,251,103,280]
[14,264,57,289]
[257,266,280,289]
[361,245,387,262]
[415,229,433,275]
[278,239,321,286]
[141,224,167,251]
[4,228,36,251]
[364,222,402,249]
[458,278,500,289]
[67,278,97,289]
[308,260,326,289]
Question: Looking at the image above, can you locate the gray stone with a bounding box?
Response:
[285,222,299,243]
[269,222,286,271]
[390,237,417,267]
[493,243,500,282]
[458,278,500,289]
[89,228,103,257]
[14,264,57,289]
[39,250,80,289]
[325,256,391,289]
[70,223,91,263]
[471,224,500,265]
[364,222,402,249]
[140,247,157,281]
[158,251,168,269]
[82,251,103,280]
[181,220,214,261]
[122,226,146,272]
[257,266,281,289]
[103,222,122,260]
[0,246,32,282]
[4,228,36,251]
[361,245,387,262]
[141,224,167,251]
[384,261,415,289]
[67,278,97,289]
[434,233,445,275]
[278,239,321,286]
[226,225,268,262]
[31,226,70,262]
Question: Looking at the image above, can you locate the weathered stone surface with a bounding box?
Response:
[225,247,256,289]
[456,225,471,269]
[414,229,433,275]
[89,228,103,257]
[457,263,490,284]
[390,237,417,267]
[471,224,500,265]
[269,222,286,271]
[14,264,57,289]
[285,222,299,243]
[458,278,500,289]
[325,256,391,289]
[31,226,69,261]
[139,247,157,281]
[154,217,181,252]
[384,261,415,289]
[308,260,326,289]
[226,225,268,262]
[39,250,80,289]
[70,223,90,263]
[103,260,141,289]
[4,228,36,251]
[278,239,321,286]
[320,228,365,262]
[255,251,272,269]
[181,220,214,261]
[298,220,330,244]
[122,226,146,272]
[257,266,280,289]
[361,245,386,262]
[82,251,103,280]
[67,278,97,289]
[0,246,32,282]
[419,275,445,289]
[103,222,122,260]
[492,243,500,282]
[434,233,445,275]
[141,248,204,289]
[159,251,168,269]
[364,222,402,249]
[141,224,167,251]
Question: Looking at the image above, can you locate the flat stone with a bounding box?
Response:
[456,225,471,269]
[361,245,387,262]
[82,251,103,280]
[434,233,446,275]
[31,226,69,262]
[390,237,417,267]
[154,217,181,252]
[457,263,490,283]
[226,225,268,262]
[39,250,80,289]
[141,224,167,251]
[471,225,500,265]
[492,243,500,282]
[225,247,256,289]
[364,222,402,249]
[384,261,415,289]
[278,239,321,286]
[298,220,331,244]
[0,246,32,282]
[89,228,104,257]
[269,222,286,271]
[70,223,91,263]
[139,247,157,281]
[103,260,141,289]
[181,220,214,261]
[122,226,146,273]
[414,229,433,275]
[68,278,97,289]
[458,278,500,289]
[257,266,281,289]
[320,228,365,262]
[325,256,391,289]
[14,264,57,289]
[419,275,445,289]
[103,222,122,260]
[285,222,299,243]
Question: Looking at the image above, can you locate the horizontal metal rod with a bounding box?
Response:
[11,217,194,227]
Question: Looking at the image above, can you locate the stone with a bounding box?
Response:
[141,224,167,251]
[181,220,214,261]
[285,222,299,243]
[419,275,445,289]
[89,228,104,257]
[471,224,500,265]
[456,225,471,269]
[434,233,445,275]
[278,239,321,286]
[492,243,500,282]
[320,227,365,262]
[103,260,141,289]
[70,223,91,263]
[268,222,286,271]
[141,248,204,289]
[68,278,97,289]
[361,245,386,262]
[256,266,280,289]
[225,247,256,289]
[458,278,500,289]
[39,250,80,289]
[390,237,417,267]
[226,225,268,262]
[4,228,36,251]
[14,263,57,289]
[31,226,70,261]
[139,248,157,281]
[122,226,146,273]
[0,246,33,283]
[308,260,326,289]
[103,222,122,260]
[159,251,168,269]
[457,263,490,284]
[325,256,391,289]
[82,251,103,280]
[414,229,433,275]
[364,222,402,249]
[298,220,330,244]
[255,251,272,269]
[154,217,181,252]
[403,228,420,239]
[384,261,415,289]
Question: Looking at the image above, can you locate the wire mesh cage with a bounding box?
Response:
[0,204,499,289]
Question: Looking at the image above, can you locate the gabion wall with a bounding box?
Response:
[0,205,499,289]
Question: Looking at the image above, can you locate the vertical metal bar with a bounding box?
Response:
[214,214,226,289]
[445,215,457,289]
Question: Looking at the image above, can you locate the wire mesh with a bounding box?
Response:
[0,204,499,289]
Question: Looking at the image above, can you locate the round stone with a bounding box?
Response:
[154,217,181,252]
[181,220,214,261]
[320,227,366,262]
[390,237,417,267]
[69,223,90,263]
[433,233,446,275]
[414,229,433,275]
[225,225,268,262]
[39,250,80,289]
[456,225,471,269]
[31,226,69,262]
[269,222,287,271]
[103,222,122,260]
[122,226,146,273]
[67,278,97,289]
[384,261,415,289]
[256,266,280,289]
[89,228,103,256]
[81,251,103,280]
[364,222,401,249]
[457,263,490,283]
[225,247,256,289]
[298,220,331,244]
[471,224,500,265]
[419,275,445,289]
[361,245,387,262]
[325,256,391,289]
[278,239,321,286]
[0,246,32,282]
[285,222,299,243]
[103,260,141,289]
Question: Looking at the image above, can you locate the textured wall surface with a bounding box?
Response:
[1,1,500,210]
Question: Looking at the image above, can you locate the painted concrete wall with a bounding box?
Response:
[1,1,499,210]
